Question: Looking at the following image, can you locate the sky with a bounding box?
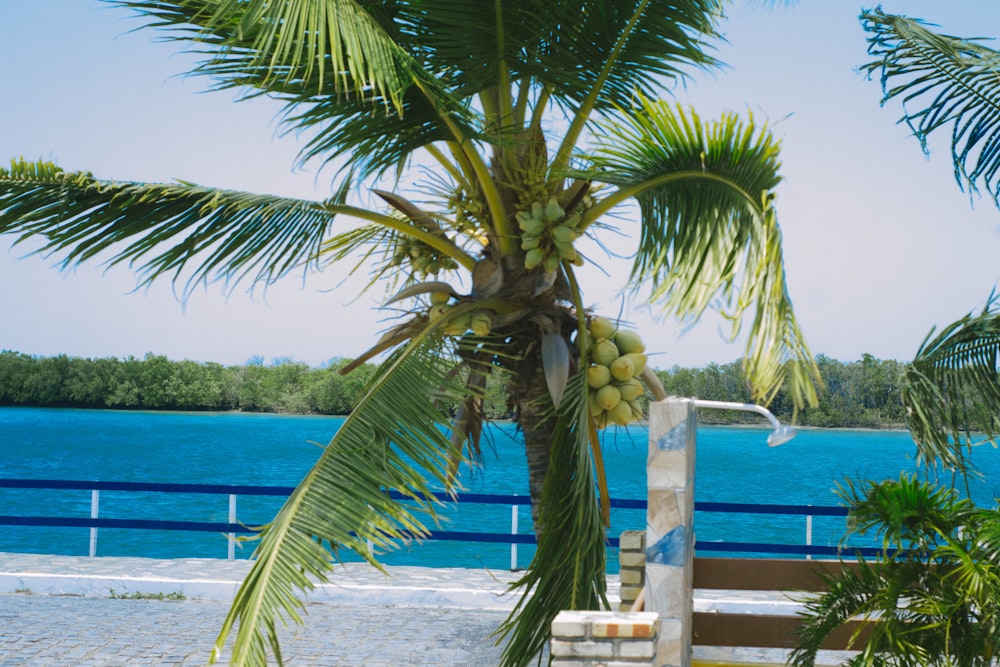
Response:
[3,1,1000,370]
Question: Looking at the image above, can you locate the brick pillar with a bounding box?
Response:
[618,530,646,612]
[645,398,696,667]
[551,610,659,666]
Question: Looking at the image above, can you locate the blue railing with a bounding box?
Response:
[0,479,876,566]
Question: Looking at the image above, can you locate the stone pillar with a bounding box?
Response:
[618,530,646,612]
[645,398,696,667]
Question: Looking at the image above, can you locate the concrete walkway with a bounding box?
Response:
[0,552,852,666]
[0,552,592,666]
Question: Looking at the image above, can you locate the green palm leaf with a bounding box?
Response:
[495,370,608,667]
[113,0,412,111]
[0,158,340,294]
[901,295,1000,477]
[395,0,722,110]
[585,100,819,408]
[213,335,467,665]
[278,83,474,180]
[111,0,479,181]
[861,8,1000,205]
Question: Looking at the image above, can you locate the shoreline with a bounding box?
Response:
[0,404,914,433]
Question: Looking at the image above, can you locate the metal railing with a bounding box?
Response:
[0,479,876,567]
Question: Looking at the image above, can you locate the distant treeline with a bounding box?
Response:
[0,351,381,415]
[0,350,907,428]
[658,353,908,429]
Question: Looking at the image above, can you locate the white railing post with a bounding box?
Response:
[89,489,100,557]
[228,493,237,561]
[510,502,519,571]
[805,513,813,560]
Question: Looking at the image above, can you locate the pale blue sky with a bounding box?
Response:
[3,1,1000,369]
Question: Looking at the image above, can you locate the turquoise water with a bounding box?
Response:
[2,407,999,569]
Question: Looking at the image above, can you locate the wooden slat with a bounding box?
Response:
[693,557,861,592]
[693,613,870,650]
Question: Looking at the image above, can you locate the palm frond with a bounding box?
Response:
[110,0,482,181]
[789,558,885,667]
[0,158,339,295]
[495,370,608,667]
[395,0,722,111]
[861,8,1000,206]
[740,211,818,409]
[585,101,819,409]
[902,295,1000,476]
[112,0,411,112]
[835,474,972,554]
[271,79,477,181]
[212,335,466,665]
[318,223,404,297]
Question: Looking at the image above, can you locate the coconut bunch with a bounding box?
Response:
[585,317,648,428]
[425,289,493,337]
[389,234,459,278]
[517,198,585,273]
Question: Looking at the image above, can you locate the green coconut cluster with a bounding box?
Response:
[390,235,459,278]
[585,317,648,428]
[517,198,585,273]
[427,291,493,337]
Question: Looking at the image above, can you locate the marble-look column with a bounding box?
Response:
[645,398,696,667]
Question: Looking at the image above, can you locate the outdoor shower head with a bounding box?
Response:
[691,399,798,447]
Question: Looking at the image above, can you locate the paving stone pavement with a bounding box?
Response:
[0,552,855,666]
[0,593,509,666]
[0,552,538,666]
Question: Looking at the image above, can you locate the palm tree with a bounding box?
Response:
[0,1,820,664]
[786,13,1000,665]
[860,8,1000,478]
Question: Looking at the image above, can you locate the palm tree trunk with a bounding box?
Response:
[512,347,556,533]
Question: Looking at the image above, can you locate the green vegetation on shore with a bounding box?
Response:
[0,349,905,429]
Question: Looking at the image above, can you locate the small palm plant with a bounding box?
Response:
[789,474,1000,667]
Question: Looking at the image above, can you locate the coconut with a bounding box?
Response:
[443,313,471,336]
[522,218,545,235]
[609,356,635,381]
[555,242,578,262]
[430,290,451,306]
[544,197,564,221]
[595,384,622,411]
[608,399,634,426]
[587,364,612,389]
[591,339,620,367]
[551,225,576,244]
[531,201,544,220]
[622,352,647,375]
[617,378,645,401]
[543,253,560,273]
[614,329,646,354]
[524,248,545,270]
[589,317,617,340]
